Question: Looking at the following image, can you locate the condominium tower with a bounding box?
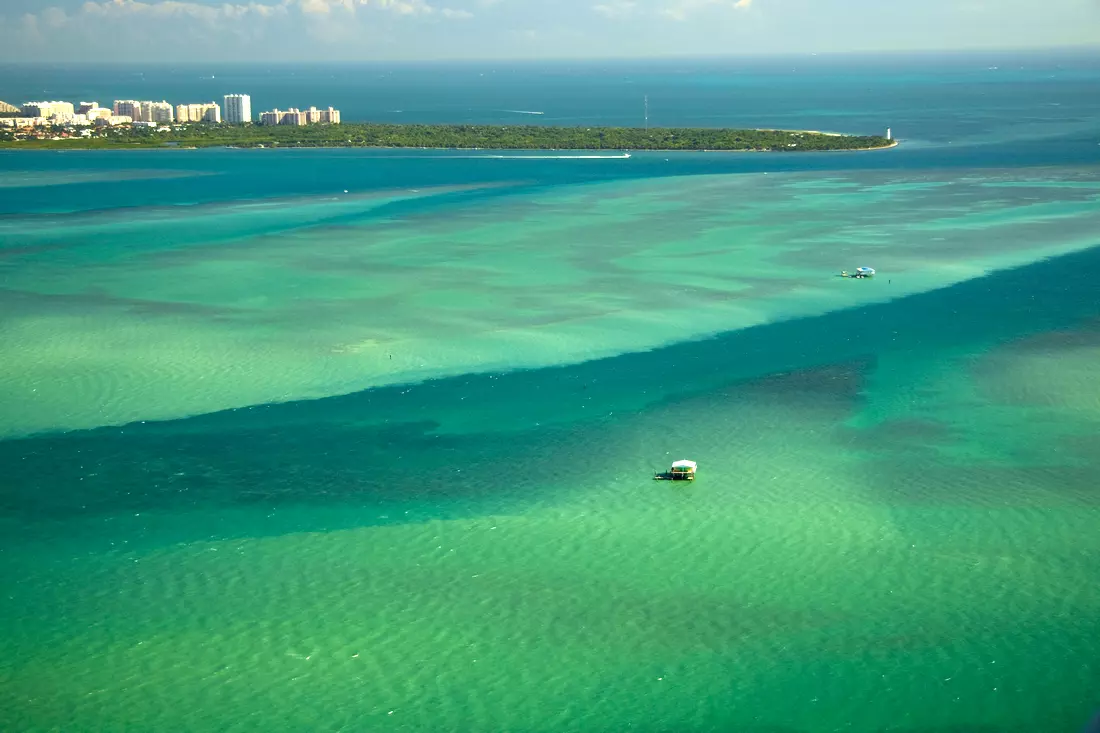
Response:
[176,102,222,123]
[112,100,173,123]
[141,101,175,124]
[223,94,252,124]
[260,106,341,126]
[113,100,141,119]
[22,101,76,120]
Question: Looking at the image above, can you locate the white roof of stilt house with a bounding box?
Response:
[671,460,697,469]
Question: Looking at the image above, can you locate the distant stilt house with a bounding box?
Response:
[654,459,697,481]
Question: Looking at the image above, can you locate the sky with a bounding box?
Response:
[0,0,1098,62]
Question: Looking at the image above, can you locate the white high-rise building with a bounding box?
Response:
[259,106,341,126]
[223,94,252,124]
[177,103,220,123]
[113,100,142,119]
[139,101,174,124]
[22,101,75,119]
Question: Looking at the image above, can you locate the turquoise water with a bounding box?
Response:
[2,55,1100,732]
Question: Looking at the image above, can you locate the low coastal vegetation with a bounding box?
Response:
[0,122,893,152]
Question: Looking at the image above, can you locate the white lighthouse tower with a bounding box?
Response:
[886,127,892,140]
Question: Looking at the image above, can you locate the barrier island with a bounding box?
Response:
[0,123,895,152]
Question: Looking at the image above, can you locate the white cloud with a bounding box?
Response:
[6,0,289,59]
[20,12,42,38]
[7,0,476,43]
[41,6,69,26]
[2,0,484,60]
[299,0,354,14]
[358,0,436,14]
[79,0,290,23]
[28,0,471,24]
[590,0,753,21]
[593,0,636,17]
[661,0,754,20]
[296,0,474,16]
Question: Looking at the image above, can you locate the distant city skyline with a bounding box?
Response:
[0,0,1097,63]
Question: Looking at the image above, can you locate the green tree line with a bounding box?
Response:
[0,122,893,152]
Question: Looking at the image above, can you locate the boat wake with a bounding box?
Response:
[499,110,545,115]
[477,153,632,160]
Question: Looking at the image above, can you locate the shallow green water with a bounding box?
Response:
[3,311,1099,731]
[4,167,1100,438]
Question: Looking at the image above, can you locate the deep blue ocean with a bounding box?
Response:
[3,50,1099,137]
[2,50,1099,217]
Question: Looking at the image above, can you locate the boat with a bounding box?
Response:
[654,459,697,481]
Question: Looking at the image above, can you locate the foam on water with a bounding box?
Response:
[477,153,632,158]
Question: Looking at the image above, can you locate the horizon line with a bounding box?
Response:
[1,45,1098,66]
